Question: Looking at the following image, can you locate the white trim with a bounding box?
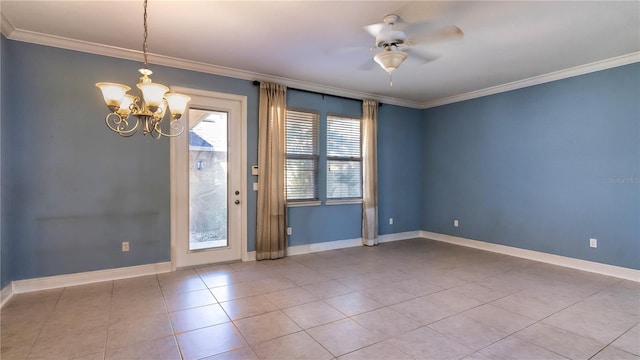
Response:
[245,251,256,262]
[169,86,250,270]
[287,237,363,256]
[287,200,322,207]
[282,230,420,257]
[10,262,172,294]
[422,52,640,109]
[325,199,363,206]
[421,231,640,282]
[1,12,15,37]
[4,230,635,300]
[379,230,422,244]
[1,283,14,308]
[4,28,637,111]
[2,28,420,109]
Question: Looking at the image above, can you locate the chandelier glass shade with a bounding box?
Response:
[95,0,190,138]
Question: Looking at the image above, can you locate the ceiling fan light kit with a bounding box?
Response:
[365,13,463,87]
[374,50,408,86]
[95,0,191,138]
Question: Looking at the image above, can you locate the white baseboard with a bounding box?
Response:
[379,230,422,244]
[1,283,14,307]
[5,230,636,302]
[10,262,172,295]
[287,237,363,256]
[245,238,365,260]
[244,251,256,262]
[282,230,422,257]
[421,231,640,282]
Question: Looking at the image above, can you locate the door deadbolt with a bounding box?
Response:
[235,190,240,195]
[235,200,240,205]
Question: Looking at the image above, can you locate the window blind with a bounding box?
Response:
[285,110,319,201]
[327,115,362,199]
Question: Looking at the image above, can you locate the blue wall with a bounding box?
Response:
[285,92,424,246]
[422,63,640,270]
[378,104,424,235]
[1,39,425,282]
[2,37,637,285]
[1,35,10,288]
[3,40,258,281]
[286,91,363,245]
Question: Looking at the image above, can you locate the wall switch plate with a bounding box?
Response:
[589,238,597,248]
[287,227,292,235]
[389,218,393,225]
[454,219,459,227]
[122,242,129,252]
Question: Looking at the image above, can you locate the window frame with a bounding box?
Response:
[284,108,320,204]
[326,113,363,201]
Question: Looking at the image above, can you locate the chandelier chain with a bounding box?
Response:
[142,0,148,68]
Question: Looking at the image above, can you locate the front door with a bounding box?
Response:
[171,88,247,268]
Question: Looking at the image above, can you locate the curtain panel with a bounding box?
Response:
[256,82,287,260]
[362,99,379,246]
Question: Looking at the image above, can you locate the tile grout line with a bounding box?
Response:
[194,265,253,359]
[418,270,579,359]
[471,291,605,359]
[100,280,114,360]
[4,243,637,360]
[22,287,66,360]
[587,319,640,360]
[282,301,340,359]
[157,273,186,360]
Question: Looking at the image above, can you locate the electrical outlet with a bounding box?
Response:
[454,219,459,227]
[389,218,394,225]
[589,238,597,248]
[122,242,130,252]
[287,227,292,235]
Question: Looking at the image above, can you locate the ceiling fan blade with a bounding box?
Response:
[408,25,464,45]
[364,22,386,37]
[325,45,372,56]
[406,48,441,64]
[403,19,437,38]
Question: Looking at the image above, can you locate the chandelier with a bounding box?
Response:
[373,45,407,87]
[95,0,190,138]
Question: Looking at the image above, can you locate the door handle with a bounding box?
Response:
[235,200,240,205]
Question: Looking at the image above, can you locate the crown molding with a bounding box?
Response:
[421,52,640,109]
[3,27,422,108]
[3,26,637,110]
[0,12,15,37]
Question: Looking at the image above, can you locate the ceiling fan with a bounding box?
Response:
[364,14,463,85]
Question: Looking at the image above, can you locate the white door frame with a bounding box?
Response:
[170,87,248,270]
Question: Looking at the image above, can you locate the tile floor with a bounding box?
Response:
[1,238,639,360]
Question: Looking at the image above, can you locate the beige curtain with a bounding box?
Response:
[362,99,379,246]
[257,82,287,260]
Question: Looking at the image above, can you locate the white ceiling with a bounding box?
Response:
[1,1,639,108]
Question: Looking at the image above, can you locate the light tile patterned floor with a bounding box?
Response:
[1,238,639,360]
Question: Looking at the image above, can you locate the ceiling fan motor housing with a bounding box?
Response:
[376,30,407,49]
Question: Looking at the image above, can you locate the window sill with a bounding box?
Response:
[287,200,322,207]
[325,199,363,206]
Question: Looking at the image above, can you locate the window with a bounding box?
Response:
[327,115,362,199]
[285,109,319,201]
